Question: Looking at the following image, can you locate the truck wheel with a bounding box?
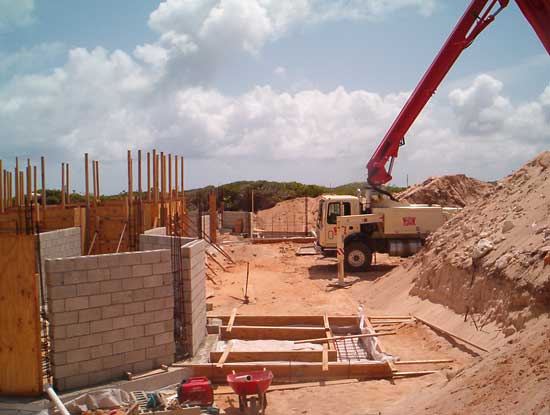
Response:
[345,241,372,271]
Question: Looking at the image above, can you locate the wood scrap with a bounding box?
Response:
[413,315,489,353]
[294,331,396,344]
[214,379,360,395]
[226,308,237,333]
[392,370,438,377]
[216,342,233,368]
[394,359,454,365]
[206,251,226,271]
[322,344,328,372]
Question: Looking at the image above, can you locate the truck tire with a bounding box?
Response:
[345,241,373,272]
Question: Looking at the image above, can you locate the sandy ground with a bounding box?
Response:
[205,241,492,415]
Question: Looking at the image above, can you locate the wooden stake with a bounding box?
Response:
[127,150,133,203]
[66,163,70,204]
[216,342,233,368]
[61,163,65,208]
[33,166,39,222]
[138,150,142,199]
[160,152,165,203]
[116,222,127,253]
[322,344,328,372]
[227,308,237,333]
[168,153,172,201]
[413,315,489,353]
[174,155,178,199]
[41,156,46,216]
[26,159,31,207]
[14,157,19,207]
[19,171,24,209]
[152,149,158,204]
[294,332,397,345]
[147,152,151,201]
[394,359,454,365]
[85,153,90,207]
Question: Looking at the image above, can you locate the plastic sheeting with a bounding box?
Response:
[52,388,132,415]
[358,306,395,363]
[216,339,323,352]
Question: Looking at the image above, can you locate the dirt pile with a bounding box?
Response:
[255,196,320,233]
[397,174,494,207]
[406,151,550,332]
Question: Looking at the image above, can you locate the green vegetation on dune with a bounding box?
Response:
[185,180,406,212]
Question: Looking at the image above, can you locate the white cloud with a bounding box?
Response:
[273,66,287,77]
[0,42,66,78]
[0,0,35,31]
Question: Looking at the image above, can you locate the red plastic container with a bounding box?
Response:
[177,377,214,406]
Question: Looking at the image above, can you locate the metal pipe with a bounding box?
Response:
[45,384,70,415]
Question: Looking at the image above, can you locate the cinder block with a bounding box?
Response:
[90,318,114,334]
[153,308,172,322]
[162,274,173,286]
[181,239,205,258]
[97,254,119,268]
[79,334,103,348]
[88,369,112,385]
[132,359,154,374]
[77,282,101,296]
[100,279,122,293]
[51,325,67,340]
[54,362,79,378]
[66,322,90,338]
[89,293,111,308]
[63,373,90,390]
[154,332,173,346]
[102,304,124,319]
[124,302,144,315]
[146,345,168,359]
[144,275,163,288]
[88,268,110,282]
[47,272,64,286]
[45,259,66,274]
[140,250,161,264]
[112,315,133,329]
[133,264,153,277]
[112,290,133,304]
[102,353,125,370]
[49,285,77,300]
[122,277,143,291]
[79,358,103,373]
[51,311,79,326]
[79,308,102,323]
[101,329,125,344]
[160,250,171,263]
[50,299,65,313]
[132,288,151,302]
[90,343,113,359]
[133,335,154,350]
[152,261,171,274]
[113,339,133,354]
[154,354,175,367]
[124,349,146,364]
[110,265,132,280]
[124,325,144,339]
[153,285,172,298]
[145,298,165,312]
[51,352,67,366]
[144,322,164,336]
[66,348,91,364]
[133,312,155,326]
[64,270,88,285]
[119,253,142,266]
[65,296,89,311]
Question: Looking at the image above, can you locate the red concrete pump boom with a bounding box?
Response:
[366,0,550,187]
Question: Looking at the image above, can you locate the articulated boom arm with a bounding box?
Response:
[366,0,550,187]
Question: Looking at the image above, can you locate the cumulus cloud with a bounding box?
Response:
[0,42,66,79]
[273,66,287,77]
[0,0,35,32]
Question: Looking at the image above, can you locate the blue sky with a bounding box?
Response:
[0,0,549,193]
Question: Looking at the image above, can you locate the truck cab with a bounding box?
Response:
[316,193,456,271]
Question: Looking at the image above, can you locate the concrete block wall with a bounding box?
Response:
[181,239,207,355]
[139,234,207,356]
[222,211,254,234]
[39,227,82,275]
[45,250,175,391]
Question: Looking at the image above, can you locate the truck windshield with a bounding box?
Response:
[317,200,324,228]
[327,203,340,224]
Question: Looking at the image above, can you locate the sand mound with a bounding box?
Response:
[397,174,494,207]
[255,196,320,233]
[406,151,550,332]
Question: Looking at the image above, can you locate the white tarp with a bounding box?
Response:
[52,389,132,415]
[358,305,395,363]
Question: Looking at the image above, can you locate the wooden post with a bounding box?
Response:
[180,155,186,235]
[19,171,24,209]
[92,160,97,204]
[138,150,142,199]
[95,160,100,200]
[14,157,19,207]
[147,152,151,202]
[127,150,133,203]
[160,152,165,203]
[61,162,65,208]
[41,156,46,218]
[66,163,70,204]
[33,166,39,222]
[84,153,90,207]
[0,159,3,213]
[209,191,217,243]
[168,154,172,201]
[174,155,178,200]
[26,160,32,208]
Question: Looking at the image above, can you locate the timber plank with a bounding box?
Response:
[209,350,337,363]
[220,325,327,341]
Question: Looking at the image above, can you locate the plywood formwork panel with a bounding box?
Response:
[211,315,359,327]
[0,234,43,396]
[209,350,338,363]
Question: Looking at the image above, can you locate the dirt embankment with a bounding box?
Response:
[406,152,550,333]
[397,174,494,207]
[254,196,321,233]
